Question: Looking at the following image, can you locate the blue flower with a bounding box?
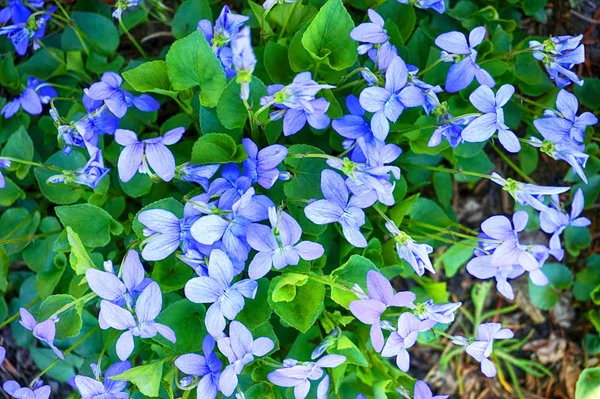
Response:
[491,172,569,211]
[332,94,379,162]
[48,149,111,189]
[175,335,223,399]
[177,163,220,190]
[350,10,389,55]
[0,0,43,24]
[231,26,256,100]
[385,221,435,276]
[530,35,585,87]
[208,163,252,209]
[242,138,288,189]
[434,26,494,92]
[0,159,11,188]
[359,55,424,140]
[398,0,445,14]
[461,84,520,153]
[0,8,53,56]
[1,76,56,118]
[73,95,119,146]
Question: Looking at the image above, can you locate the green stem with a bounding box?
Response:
[49,292,97,319]
[254,99,275,121]
[418,54,457,77]
[96,330,120,374]
[490,144,536,184]
[286,153,339,162]
[399,163,491,180]
[432,328,456,341]
[305,273,356,293]
[35,83,79,93]
[0,156,63,172]
[0,296,40,329]
[118,14,149,60]
[30,326,100,387]
[332,79,364,93]
[512,94,561,117]
[0,231,62,246]
[408,220,492,242]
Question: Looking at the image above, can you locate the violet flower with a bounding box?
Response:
[85,72,160,118]
[19,308,63,359]
[1,76,56,118]
[208,163,252,210]
[48,149,110,189]
[175,335,222,399]
[349,270,416,352]
[411,299,462,324]
[74,95,119,145]
[538,89,598,144]
[73,361,131,399]
[177,163,220,190]
[0,0,44,24]
[0,160,11,189]
[247,207,324,279]
[0,346,4,363]
[198,6,249,48]
[413,380,449,399]
[398,0,445,13]
[434,26,494,92]
[528,130,589,184]
[490,172,569,211]
[242,138,288,189]
[267,355,346,399]
[184,249,258,337]
[381,312,435,371]
[359,55,424,140]
[332,94,378,162]
[350,10,389,55]
[304,169,368,248]
[115,127,184,183]
[231,26,256,101]
[458,323,513,377]
[218,321,274,396]
[0,8,54,56]
[530,35,585,87]
[99,281,176,361]
[2,380,51,399]
[385,221,435,276]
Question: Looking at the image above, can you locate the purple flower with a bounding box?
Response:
[414,380,449,399]
[398,0,445,13]
[350,10,389,55]
[184,249,258,337]
[411,299,462,324]
[428,112,476,148]
[407,64,443,115]
[112,0,142,19]
[86,250,149,308]
[190,188,273,262]
[115,127,184,182]
[99,281,176,361]
[74,361,131,399]
[359,55,424,140]
[177,163,220,190]
[530,35,585,87]
[175,335,222,399]
[459,323,513,377]
[0,346,5,364]
[332,95,378,162]
[381,312,435,371]
[2,380,51,399]
[19,308,63,359]
[218,321,274,396]
[385,222,435,276]
[349,270,416,352]
[231,26,256,100]
[242,138,288,189]
[0,8,53,56]
[528,133,589,184]
[48,149,111,189]
[1,76,57,118]
[540,89,597,144]
[0,159,11,188]
[85,72,160,118]
[0,0,43,24]
[434,26,494,92]
[461,84,520,152]
[467,254,526,299]
[267,355,346,399]
[490,172,569,211]
[247,207,324,279]
[198,6,249,49]
[74,95,119,145]
[208,163,253,209]
[304,170,368,248]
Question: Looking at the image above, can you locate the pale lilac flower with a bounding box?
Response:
[460,84,519,152]
[74,361,131,399]
[208,163,252,209]
[311,329,340,360]
[175,335,222,399]
[218,321,274,396]
[0,8,53,56]
[413,380,449,399]
[530,35,585,87]
[19,309,63,359]
[115,127,184,182]
[359,55,424,140]
[74,95,119,145]
[2,380,51,399]
[398,0,445,13]
[434,26,494,92]
[242,138,288,189]
[0,346,4,364]
[332,95,378,162]
[0,0,43,24]
[528,131,589,184]
[457,323,513,377]
[467,254,526,300]
[0,159,11,188]
[381,313,435,371]
[385,221,435,276]
[99,282,176,361]
[304,170,368,248]
[1,76,56,118]
[538,89,598,144]
[198,6,249,48]
[411,299,462,324]
[247,207,324,279]
[231,26,256,100]
[350,10,389,55]
[267,355,346,399]
[184,249,257,337]
[138,205,195,261]
[349,270,416,352]
[48,149,110,189]
[112,0,142,19]
[85,72,159,118]
[177,163,220,190]
[490,172,569,211]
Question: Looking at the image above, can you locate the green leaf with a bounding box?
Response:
[190,133,247,164]
[327,332,368,367]
[30,347,83,383]
[529,263,573,310]
[576,367,600,399]
[1,126,34,179]
[264,41,294,83]
[0,53,19,90]
[114,361,164,397]
[0,208,41,255]
[376,2,415,45]
[122,61,177,98]
[166,30,226,106]
[151,257,194,293]
[61,12,120,54]
[574,78,600,111]
[155,299,206,352]
[408,198,454,228]
[38,294,83,340]
[171,0,212,39]
[283,144,327,199]
[34,151,87,204]
[66,227,95,275]
[435,242,473,278]
[0,177,25,207]
[574,255,600,301]
[330,255,378,309]
[301,0,357,70]
[216,78,268,129]
[268,275,325,333]
[564,225,592,257]
[18,49,65,80]
[237,279,273,330]
[271,273,309,302]
[433,171,452,206]
[55,204,123,248]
